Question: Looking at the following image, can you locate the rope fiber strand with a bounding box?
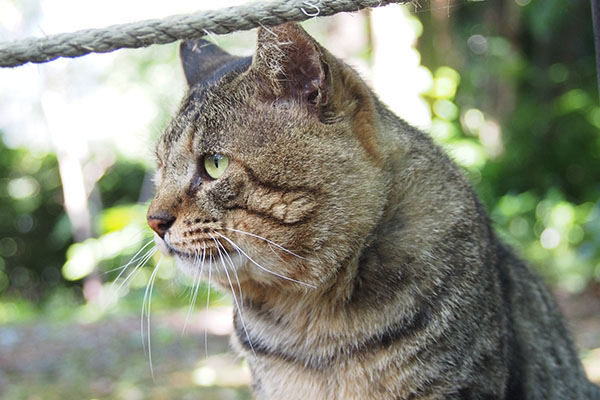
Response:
[0,0,410,68]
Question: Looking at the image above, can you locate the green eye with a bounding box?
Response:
[204,153,229,179]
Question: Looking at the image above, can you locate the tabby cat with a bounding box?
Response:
[146,22,600,399]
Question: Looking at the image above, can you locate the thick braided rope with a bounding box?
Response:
[0,0,409,68]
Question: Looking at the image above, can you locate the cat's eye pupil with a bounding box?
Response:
[204,153,229,180]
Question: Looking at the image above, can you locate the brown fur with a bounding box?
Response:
[148,23,600,399]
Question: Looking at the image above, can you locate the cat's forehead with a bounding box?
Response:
[157,57,253,154]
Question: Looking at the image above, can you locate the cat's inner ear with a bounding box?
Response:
[180,39,239,87]
[252,23,328,113]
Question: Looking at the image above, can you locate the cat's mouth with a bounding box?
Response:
[162,239,235,261]
[153,229,315,289]
[159,237,246,278]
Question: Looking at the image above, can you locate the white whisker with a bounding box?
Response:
[214,238,244,311]
[108,238,155,278]
[183,243,206,335]
[141,256,163,381]
[182,251,200,334]
[205,253,212,358]
[224,227,307,260]
[184,251,199,302]
[268,242,288,264]
[214,231,316,289]
[210,234,255,356]
[115,247,157,294]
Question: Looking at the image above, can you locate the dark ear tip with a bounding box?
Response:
[179,39,216,53]
[179,38,238,87]
[180,39,230,57]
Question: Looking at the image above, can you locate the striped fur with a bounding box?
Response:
[148,24,600,399]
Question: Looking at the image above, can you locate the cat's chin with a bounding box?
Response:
[154,234,314,289]
[173,252,246,282]
[153,233,209,262]
[153,234,247,282]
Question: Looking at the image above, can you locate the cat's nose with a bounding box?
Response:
[147,213,176,239]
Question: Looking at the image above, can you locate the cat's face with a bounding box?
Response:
[148,23,389,291]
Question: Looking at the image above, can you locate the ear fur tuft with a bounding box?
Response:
[252,23,328,113]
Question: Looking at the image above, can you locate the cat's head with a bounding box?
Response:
[147,23,390,292]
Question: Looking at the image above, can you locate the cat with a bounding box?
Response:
[146,22,600,400]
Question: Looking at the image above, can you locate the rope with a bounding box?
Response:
[0,0,409,68]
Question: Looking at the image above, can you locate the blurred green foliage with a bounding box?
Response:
[418,0,600,291]
[0,136,69,302]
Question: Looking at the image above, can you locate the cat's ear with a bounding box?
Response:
[251,23,328,114]
[180,39,238,87]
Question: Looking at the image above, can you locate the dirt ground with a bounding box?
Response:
[0,290,599,400]
[0,307,252,400]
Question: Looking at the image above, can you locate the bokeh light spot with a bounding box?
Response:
[541,228,560,249]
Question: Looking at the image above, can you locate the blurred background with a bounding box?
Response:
[0,0,599,398]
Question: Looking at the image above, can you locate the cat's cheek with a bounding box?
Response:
[152,232,170,256]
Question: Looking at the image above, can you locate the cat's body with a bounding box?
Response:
[147,23,599,399]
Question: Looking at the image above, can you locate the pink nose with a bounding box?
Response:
[147,213,176,239]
